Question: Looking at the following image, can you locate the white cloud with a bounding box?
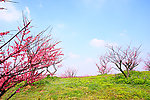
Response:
[90,38,118,48]
[0,3,21,22]
[68,52,80,59]
[90,38,106,47]
[24,6,31,20]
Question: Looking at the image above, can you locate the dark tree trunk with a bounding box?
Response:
[0,90,6,98]
[120,68,127,78]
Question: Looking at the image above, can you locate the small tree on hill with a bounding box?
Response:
[107,45,141,78]
[96,55,112,75]
[62,68,77,78]
[122,45,141,76]
[144,54,150,71]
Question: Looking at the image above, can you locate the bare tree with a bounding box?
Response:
[122,45,141,77]
[0,0,18,10]
[62,68,77,78]
[96,55,112,75]
[107,45,141,78]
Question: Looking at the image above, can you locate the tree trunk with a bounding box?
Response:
[0,90,6,98]
[120,68,127,78]
[127,68,129,78]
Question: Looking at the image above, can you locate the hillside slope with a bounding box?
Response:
[3,71,150,100]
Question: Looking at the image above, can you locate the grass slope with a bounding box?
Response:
[2,71,150,100]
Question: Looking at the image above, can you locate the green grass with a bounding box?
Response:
[2,71,150,100]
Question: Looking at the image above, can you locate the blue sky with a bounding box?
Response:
[0,0,150,76]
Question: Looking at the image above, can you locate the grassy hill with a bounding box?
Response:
[2,71,150,100]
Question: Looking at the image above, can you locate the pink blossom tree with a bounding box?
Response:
[62,68,77,78]
[144,54,150,71]
[96,55,112,75]
[122,45,141,77]
[107,45,141,78]
[0,17,63,99]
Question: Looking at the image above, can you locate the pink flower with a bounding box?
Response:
[0,31,9,36]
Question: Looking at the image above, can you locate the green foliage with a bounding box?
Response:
[32,78,49,85]
[32,76,60,86]
[2,71,150,100]
[114,71,150,85]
